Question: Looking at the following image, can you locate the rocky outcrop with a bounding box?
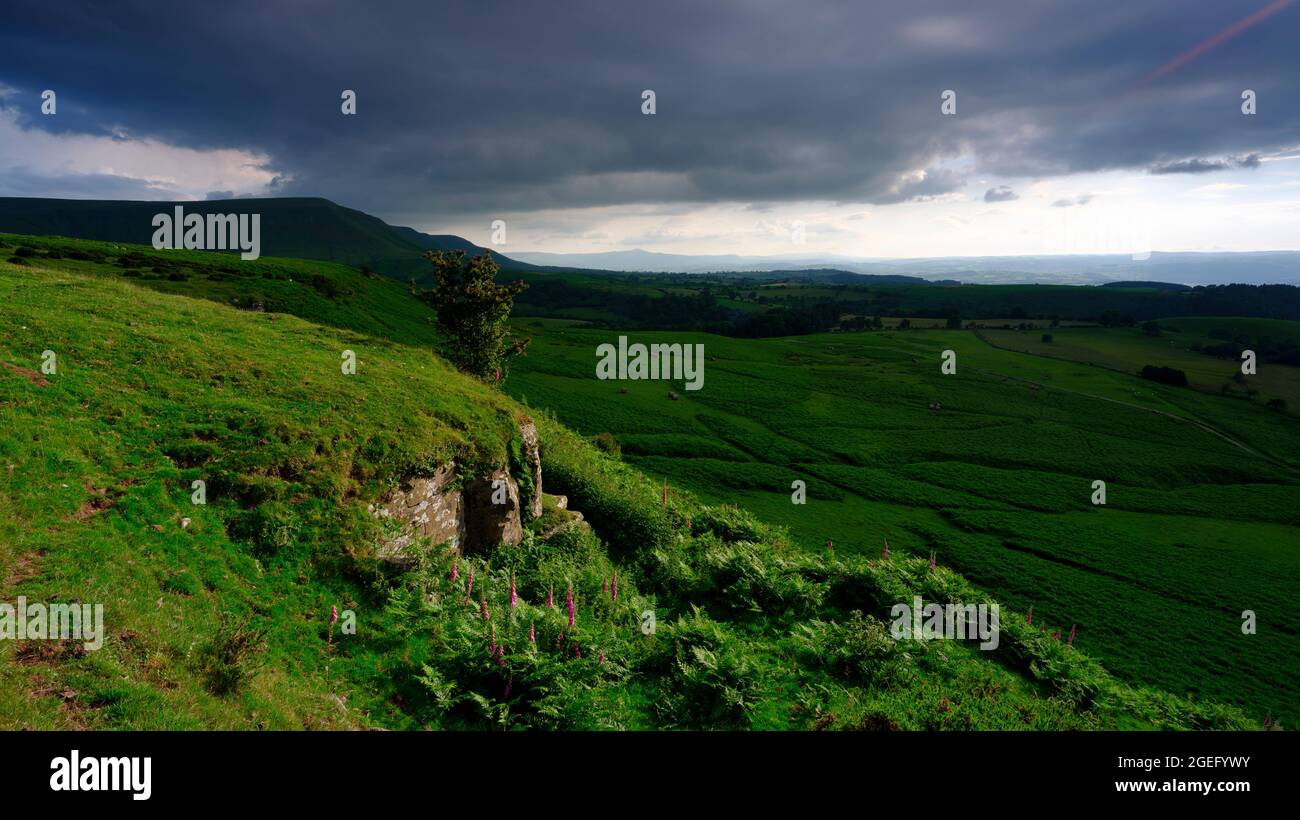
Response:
[371,418,546,563]
[462,468,523,554]
[369,463,463,562]
[519,418,543,520]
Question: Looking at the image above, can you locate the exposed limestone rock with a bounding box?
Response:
[463,468,523,554]
[371,419,546,563]
[519,418,543,520]
[369,464,463,562]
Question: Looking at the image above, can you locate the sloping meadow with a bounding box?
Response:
[0,247,1264,729]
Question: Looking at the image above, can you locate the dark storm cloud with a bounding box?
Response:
[984,185,1018,202]
[0,0,1297,222]
[1149,153,1263,174]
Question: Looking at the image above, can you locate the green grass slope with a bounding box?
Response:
[506,322,1300,726]
[0,235,1261,730]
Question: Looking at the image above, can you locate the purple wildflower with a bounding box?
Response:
[529,622,536,643]
[547,585,554,609]
[465,571,474,603]
[611,573,617,601]
[510,573,518,609]
[450,557,458,582]
[566,586,575,628]
[330,605,338,624]
[882,538,890,560]
[481,596,490,621]
[1068,624,1076,645]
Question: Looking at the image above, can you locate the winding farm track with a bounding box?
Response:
[970,331,1300,478]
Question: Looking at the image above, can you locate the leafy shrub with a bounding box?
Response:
[196,613,270,695]
[228,502,301,559]
[647,608,760,729]
[590,432,621,457]
[1139,364,1188,387]
[797,612,915,689]
[308,273,342,298]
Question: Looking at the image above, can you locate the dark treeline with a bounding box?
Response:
[511,273,1300,338]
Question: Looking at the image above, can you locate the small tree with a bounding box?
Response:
[419,250,529,380]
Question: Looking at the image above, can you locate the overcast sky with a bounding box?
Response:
[2,0,1299,257]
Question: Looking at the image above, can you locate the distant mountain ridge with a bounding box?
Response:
[0,197,539,281]
[3,196,1299,286]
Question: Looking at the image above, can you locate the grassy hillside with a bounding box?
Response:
[505,320,1300,725]
[979,321,1300,415]
[0,198,535,283]
[0,234,1256,730]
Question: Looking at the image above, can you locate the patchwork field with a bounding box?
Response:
[506,320,1300,724]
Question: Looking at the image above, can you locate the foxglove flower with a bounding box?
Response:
[510,573,518,609]
[929,552,936,570]
[547,585,554,609]
[1068,624,1076,645]
[529,622,536,643]
[1027,607,1033,626]
[450,557,458,582]
[330,605,338,624]
[611,573,617,602]
[481,596,490,621]
[465,571,475,603]
[882,538,890,560]
[566,586,575,628]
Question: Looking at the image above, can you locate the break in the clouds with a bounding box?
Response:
[0,0,1298,255]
